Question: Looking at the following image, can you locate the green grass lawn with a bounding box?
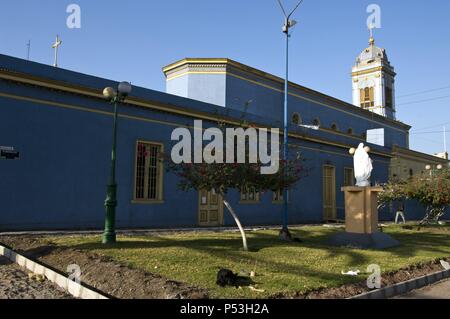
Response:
[50,224,450,298]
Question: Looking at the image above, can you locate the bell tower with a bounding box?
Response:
[352,30,396,119]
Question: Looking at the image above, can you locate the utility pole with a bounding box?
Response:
[276,0,304,241]
[444,125,447,154]
[26,40,31,60]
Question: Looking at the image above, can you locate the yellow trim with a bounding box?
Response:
[0,91,393,160]
[163,58,230,73]
[352,66,396,77]
[0,92,188,129]
[132,140,164,202]
[0,70,102,99]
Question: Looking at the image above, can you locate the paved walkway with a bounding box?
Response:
[0,256,73,299]
[0,224,346,237]
[396,279,450,299]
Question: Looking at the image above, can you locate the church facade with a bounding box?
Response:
[0,37,448,231]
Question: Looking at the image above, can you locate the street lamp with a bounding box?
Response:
[102,81,132,244]
[425,164,443,178]
[277,0,304,241]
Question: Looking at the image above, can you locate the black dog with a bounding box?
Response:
[216,269,238,287]
[216,268,253,288]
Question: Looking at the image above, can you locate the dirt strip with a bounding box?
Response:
[0,236,209,299]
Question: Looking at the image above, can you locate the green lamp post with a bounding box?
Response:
[102,82,132,244]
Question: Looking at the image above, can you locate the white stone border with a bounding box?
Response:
[349,268,450,299]
[0,244,109,299]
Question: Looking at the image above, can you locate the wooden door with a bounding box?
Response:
[323,165,337,221]
[198,190,224,226]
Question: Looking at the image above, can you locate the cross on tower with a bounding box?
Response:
[368,25,375,45]
[52,35,62,67]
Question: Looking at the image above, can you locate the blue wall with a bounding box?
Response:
[0,54,442,231]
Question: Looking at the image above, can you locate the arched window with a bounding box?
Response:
[331,123,339,131]
[347,128,354,135]
[385,87,393,108]
[360,87,375,109]
[292,113,301,125]
[312,118,320,127]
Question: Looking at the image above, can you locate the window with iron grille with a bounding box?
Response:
[272,189,284,203]
[134,141,163,201]
[240,187,260,202]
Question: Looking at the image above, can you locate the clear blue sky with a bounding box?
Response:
[1,0,449,155]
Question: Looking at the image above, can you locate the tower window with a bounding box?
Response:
[292,113,302,125]
[385,87,393,108]
[331,123,339,131]
[360,87,374,109]
[313,118,320,127]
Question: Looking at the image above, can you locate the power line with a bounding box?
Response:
[411,121,450,132]
[397,85,450,99]
[396,94,450,106]
[410,130,446,135]
[412,135,444,146]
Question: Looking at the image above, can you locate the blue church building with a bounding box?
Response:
[0,36,448,231]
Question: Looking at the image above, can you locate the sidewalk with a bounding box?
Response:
[0,224,341,237]
[395,279,450,299]
[0,256,73,299]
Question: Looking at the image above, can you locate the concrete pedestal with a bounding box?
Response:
[328,186,400,249]
[343,186,382,234]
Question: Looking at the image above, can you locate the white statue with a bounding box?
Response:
[351,143,373,187]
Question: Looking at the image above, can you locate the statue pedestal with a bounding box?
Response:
[328,186,400,249]
[342,186,382,234]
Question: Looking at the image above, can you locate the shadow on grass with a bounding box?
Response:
[60,229,371,285]
[54,226,450,290]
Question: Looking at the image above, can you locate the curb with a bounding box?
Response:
[0,244,110,299]
[349,268,450,299]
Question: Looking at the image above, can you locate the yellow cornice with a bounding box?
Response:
[162,58,230,73]
[0,69,102,99]
[352,66,396,77]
